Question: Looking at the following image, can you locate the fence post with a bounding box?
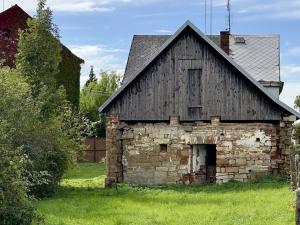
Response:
[93,137,96,162]
[297,188,300,225]
[296,154,300,225]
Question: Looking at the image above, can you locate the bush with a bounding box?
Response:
[0,145,38,225]
[0,66,84,204]
[0,71,38,224]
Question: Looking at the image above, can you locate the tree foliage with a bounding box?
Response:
[294,96,300,146]
[296,96,300,111]
[80,71,120,136]
[85,66,97,87]
[16,0,61,96]
[15,0,88,196]
[0,68,40,224]
[0,1,89,224]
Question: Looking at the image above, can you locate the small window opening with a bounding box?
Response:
[256,138,260,142]
[160,144,167,153]
[0,29,10,41]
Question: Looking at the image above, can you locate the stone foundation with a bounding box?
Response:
[106,116,293,185]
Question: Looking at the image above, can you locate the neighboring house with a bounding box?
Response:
[0,5,84,106]
[100,21,300,186]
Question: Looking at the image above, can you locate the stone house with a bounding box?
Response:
[99,21,300,186]
[0,5,84,106]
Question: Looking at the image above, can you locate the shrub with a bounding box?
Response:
[0,67,84,198]
[0,70,39,224]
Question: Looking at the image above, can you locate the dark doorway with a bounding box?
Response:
[191,144,216,184]
[206,145,216,183]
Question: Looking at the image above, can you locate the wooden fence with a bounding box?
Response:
[78,137,106,162]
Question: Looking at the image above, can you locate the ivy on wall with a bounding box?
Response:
[55,46,84,107]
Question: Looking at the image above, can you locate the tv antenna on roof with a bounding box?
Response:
[204,0,213,35]
[210,0,213,35]
[227,0,231,33]
[204,0,207,34]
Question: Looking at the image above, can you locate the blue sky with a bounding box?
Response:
[4,0,300,109]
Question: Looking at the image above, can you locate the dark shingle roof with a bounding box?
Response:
[122,33,279,84]
[123,35,221,83]
[123,35,170,83]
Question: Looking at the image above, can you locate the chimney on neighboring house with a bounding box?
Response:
[220,31,230,55]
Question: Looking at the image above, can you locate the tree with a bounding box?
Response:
[85,66,97,87]
[296,96,300,111]
[16,0,61,96]
[0,68,40,225]
[295,96,300,145]
[80,71,121,137]
[14,0,86,196]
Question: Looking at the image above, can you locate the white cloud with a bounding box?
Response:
[3,0,160,12]
[155,29,172,34]
[282,65,300,75]
[234,0,300,20]
[52,3,115,12]
[284,47,300,57]
[280,82,300,109]
[280,64,300,109]
[69,44,126,86]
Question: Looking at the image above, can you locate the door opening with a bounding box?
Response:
[191,144,216,184]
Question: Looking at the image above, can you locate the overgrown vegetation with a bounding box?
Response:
[80,70,120,137]
[294,95,300,149]
[0,1,89,224]
[16,0,61,97]
[38,163,294,225]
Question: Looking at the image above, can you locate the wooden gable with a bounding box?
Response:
[102,24,298,121]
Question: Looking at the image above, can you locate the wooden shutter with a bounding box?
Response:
[188,69,202,107]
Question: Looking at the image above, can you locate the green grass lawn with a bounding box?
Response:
[37,163,295,225]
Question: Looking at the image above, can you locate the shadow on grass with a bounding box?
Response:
[135,175,290,193]
[62,162,289,194]
[53,175,290,201]
[62,162,106,180]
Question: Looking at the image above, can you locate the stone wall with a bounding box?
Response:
[106,116,293,185]
[105,114,123,187]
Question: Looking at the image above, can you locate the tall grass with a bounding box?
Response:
[38,163,295,225]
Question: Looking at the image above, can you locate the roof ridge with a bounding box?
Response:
[0,4,29,17]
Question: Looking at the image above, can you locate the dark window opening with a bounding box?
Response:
[0,29,10,40]
[160,144,167,153]
[256,138,260,142]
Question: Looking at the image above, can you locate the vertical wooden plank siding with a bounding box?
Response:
[108,28,285,121]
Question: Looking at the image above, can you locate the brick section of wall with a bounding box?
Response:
[170,116,180,125]
[220,31,230,55]
[105,114,123,187]
[115,121,290,185]
[281,116,296,188]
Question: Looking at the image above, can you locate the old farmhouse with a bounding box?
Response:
[0,5,84,106]
[100,21,300,186]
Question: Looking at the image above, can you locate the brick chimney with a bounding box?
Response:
[220,31,230,55]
